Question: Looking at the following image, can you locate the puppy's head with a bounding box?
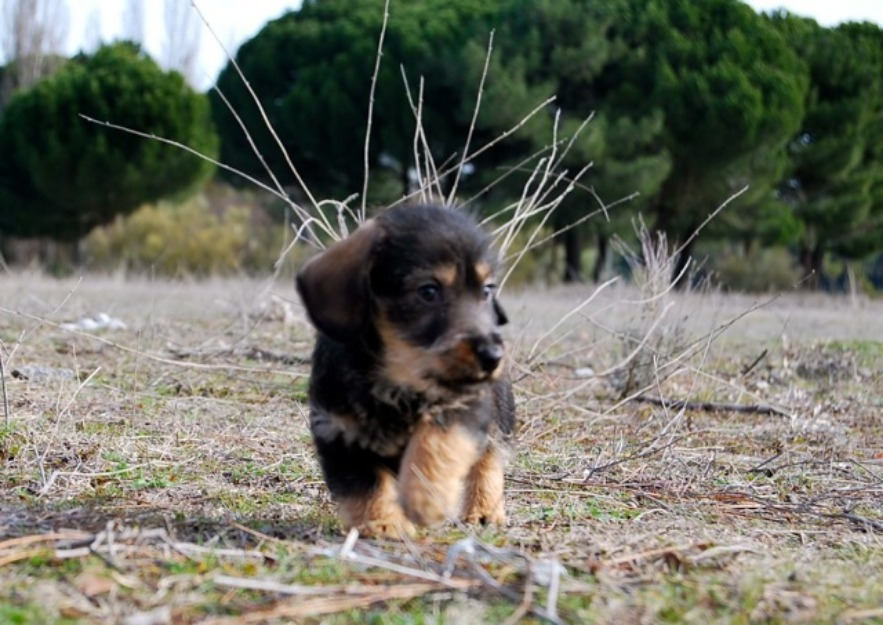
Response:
[296,204,508,392]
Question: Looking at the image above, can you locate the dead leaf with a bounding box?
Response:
[74,572,117,597]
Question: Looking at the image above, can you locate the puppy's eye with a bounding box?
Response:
[417,283,441,303]
[482,283,496,300]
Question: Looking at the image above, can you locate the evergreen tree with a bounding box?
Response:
[771,15,883,286]
[0,42,217,241]
[211,0,502,204]
[608,0,808,283]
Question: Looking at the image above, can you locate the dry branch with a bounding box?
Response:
[198,583,454,624]
[632,394,792,418]
[360,0,390,220]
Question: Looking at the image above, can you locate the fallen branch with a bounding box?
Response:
[0,352,8,427]
[167,345,310,366]
[198,583,454,625]
[632,394,791,418]
[826,511,883,534]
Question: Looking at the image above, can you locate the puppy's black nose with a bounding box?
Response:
[472,337,504,373]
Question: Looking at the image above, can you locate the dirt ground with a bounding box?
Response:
[1,273,881,624]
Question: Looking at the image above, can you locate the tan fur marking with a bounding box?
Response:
[399,420,481,527]
[474,262,492,284]
[433,265,458,288]
[462,445,506,525]
[338,468,415,539]
[375,314,438,394]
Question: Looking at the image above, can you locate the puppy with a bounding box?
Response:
[296,204,515,538]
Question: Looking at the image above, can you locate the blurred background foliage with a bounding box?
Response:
[0,0,881,292]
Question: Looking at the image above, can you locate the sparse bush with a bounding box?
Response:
[610,219,702,396]
[708,245,800,292]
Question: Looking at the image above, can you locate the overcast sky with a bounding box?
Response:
[48,0,883,90]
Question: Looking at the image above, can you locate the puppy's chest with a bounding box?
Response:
[310,388,482,458]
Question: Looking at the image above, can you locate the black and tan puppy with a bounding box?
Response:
[296,204,515,538]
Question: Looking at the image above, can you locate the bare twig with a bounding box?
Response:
[526,278,619,363]
[740,348,769,377]
[388,95,558,211]
[672,184,750,260]
[447,30,494,205]
[748,451,786,474]
[361,0,390,221]
[79,115,297,211]
[189,0,321,213]
[584,431,694,479]
[400,68,444,202]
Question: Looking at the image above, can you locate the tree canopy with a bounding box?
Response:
[0,41,217,240]
[0,0,880,288]
[475,0,673,281]
[769,15,883,284]
[211,0,503,203]
[601,0,809,281]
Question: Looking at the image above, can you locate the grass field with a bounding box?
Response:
[1,273,881,624]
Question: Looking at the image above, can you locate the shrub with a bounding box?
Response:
[707,245,800,292]
[83,194,290,277]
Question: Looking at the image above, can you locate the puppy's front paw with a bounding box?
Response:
[399,421,481,527]
[399,468,461,527]
[462,446,506,526]
[355,510,416,540]
[338,468,415,539]
[462,501,506,526]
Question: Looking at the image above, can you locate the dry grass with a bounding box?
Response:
[0,273,881,623]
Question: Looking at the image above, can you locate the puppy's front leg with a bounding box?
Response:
[312,427,414,539]
[462,445,506,525]
[399,418,483,527]
[338,467,415,539]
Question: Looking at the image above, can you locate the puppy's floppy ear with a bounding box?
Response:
[296,220,383,341]
[492,297,508,326]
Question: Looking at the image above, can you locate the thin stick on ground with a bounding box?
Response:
[632,394,792,417]
[0,306,304,378]
[0,348,9,427]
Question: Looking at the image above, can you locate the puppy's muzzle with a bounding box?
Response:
[470,334,504,374]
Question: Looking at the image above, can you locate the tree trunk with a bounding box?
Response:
[401,153,410,197]
[799,244,824,289]
[71,238,82,267]
[671,224,699,289]
[592,231,608,283]
[562,228,583,283]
